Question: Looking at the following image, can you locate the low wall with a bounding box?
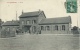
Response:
[41,31,72,34]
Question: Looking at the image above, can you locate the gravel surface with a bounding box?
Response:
[0,34,80,50]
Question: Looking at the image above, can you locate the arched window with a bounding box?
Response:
[62,25,65,30]
[55,25,58,30]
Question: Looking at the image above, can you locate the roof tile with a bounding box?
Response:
[19,11,43,18]
[39,16,71,24]
[2,21,19,26]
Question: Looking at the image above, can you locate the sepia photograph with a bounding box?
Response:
[0,0,80,50]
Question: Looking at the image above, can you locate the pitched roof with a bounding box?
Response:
[39,16,71,24]
[19,10,44,18]
[2,20,20,26]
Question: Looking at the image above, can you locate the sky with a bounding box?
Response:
[0,0,80,28]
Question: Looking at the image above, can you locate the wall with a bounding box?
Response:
[38,12,46,23]
[2,26,19,29]
[20,17,38,25]
[39,23,71,34]
[19,17,38,30]
[19,13,45,33]
[2,26,19,34]
[1,26,19,37]
[19,17,40,33]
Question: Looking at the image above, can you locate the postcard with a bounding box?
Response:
[0,0,80,50]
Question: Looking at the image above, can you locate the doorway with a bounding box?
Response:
[23,26,31,33]
[32,26,36,33]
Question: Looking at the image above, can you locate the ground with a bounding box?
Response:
[0,34,80,50]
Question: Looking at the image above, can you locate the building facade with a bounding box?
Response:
[39,16,72,34]
[2,20,19,30]
[19,10,71,34]
[1,20,20,37]
[2,10,72,34]
[19,10,46,34]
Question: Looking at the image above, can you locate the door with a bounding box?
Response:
[23,26,31,33]
[32,26,36,33]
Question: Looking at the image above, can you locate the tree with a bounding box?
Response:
[73,26,78,30]
[0,19,4,29]
[72,26,79,34]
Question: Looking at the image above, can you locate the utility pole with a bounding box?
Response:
[16,11,17,21]
[77,16,78,27]
[77,0,80,30]
[22,10,24,14]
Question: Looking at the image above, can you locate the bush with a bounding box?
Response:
[1,28,16,38]
[72,26,79,34]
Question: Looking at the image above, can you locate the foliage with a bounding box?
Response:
[1,28,16,38]
[72,26,79,34]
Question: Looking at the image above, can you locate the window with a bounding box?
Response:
[46,26,50,31]
[41,26,44,30]
[26,20,30,24]
[7,28,10,31]
[32,20,36,24]
[55,25,58,30]
[22,20,24,24]
[62,25,65,30]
